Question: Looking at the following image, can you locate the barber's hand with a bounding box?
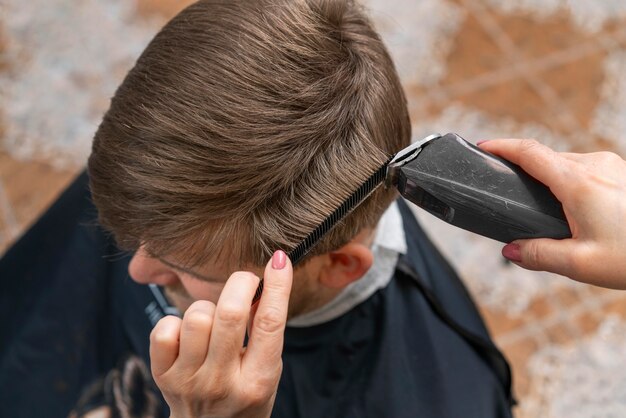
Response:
[479,139,626,289]
[149,250,292,418]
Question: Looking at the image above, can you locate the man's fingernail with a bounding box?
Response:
[502,243,522,262]
[476,140,489,146]
[272,250,287,270]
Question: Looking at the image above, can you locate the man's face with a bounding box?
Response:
[128,246,324,316]
[128,246,265,311]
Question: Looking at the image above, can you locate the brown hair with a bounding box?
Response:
[89,0,411,269]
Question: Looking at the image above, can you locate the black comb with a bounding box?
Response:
[251,157,391,304]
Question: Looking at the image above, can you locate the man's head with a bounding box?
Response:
[88,0,410,314]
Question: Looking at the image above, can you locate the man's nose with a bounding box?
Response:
[128,248,179,286]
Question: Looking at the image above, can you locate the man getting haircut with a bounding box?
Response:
[0,0,514,417]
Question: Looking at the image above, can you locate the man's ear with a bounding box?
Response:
[318,242,373,289]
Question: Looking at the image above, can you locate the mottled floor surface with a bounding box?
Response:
[2,1,626,417]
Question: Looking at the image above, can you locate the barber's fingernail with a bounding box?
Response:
[502,243,522,262]
[476,140,489,146]
[272,250,287,270]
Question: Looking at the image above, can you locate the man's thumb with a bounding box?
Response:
[503,238,576,277]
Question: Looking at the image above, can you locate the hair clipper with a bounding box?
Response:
[386,133,571,243]
[257,133,572,301]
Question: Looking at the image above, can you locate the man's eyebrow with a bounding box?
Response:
[157,257,220,283]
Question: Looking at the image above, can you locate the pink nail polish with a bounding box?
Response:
[272,250,286,270]
[502,243,522,262]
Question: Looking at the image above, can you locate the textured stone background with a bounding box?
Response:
[1,1,626,416]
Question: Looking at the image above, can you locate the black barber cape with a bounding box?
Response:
[0,171,514,418]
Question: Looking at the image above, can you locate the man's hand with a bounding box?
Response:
[149,250,292,418]
[479,139,626,289]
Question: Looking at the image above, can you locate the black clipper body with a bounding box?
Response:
[387,133,572,243]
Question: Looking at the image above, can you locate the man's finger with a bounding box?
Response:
[244,250,292,375]
[478,139,570,194]
[150,315,182,377]
[176,300,216,372]
[206,271,260,374]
